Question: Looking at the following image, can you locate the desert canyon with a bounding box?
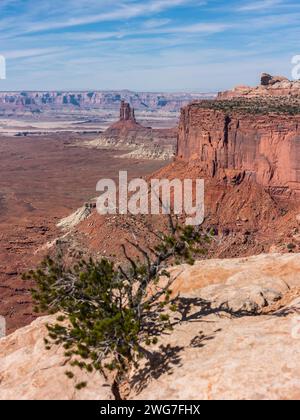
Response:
[1,74,300,400]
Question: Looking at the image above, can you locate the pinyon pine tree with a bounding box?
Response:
[24,219,210,398]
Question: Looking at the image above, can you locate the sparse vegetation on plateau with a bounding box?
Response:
[193,97,300,115]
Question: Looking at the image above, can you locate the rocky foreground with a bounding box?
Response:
[1,253,299,400]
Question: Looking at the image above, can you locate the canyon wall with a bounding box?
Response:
[0,91,215,113]
[177,103,300,195]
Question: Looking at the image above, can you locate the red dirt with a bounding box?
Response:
[0,133,166,333]
[66,158,300,272]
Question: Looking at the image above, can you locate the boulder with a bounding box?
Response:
[261,73,288,86]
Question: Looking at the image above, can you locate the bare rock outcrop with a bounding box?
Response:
[171,253,300,313]
[56,205,92,231]
[132,309,300,400]
[218,73,300,99]
[0,316,113,400]
[1,254,300,400]
[261,73,289,86]
[130,253,300,400]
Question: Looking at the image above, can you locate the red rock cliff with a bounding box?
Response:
[177,102,300,195]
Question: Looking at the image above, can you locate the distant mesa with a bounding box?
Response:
[0,91,216,114]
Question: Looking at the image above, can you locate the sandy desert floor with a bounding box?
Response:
[0,132,167,333]
[0,110,178,136]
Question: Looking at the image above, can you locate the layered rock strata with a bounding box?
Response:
[177,99,300,196]
[83,101,177,160]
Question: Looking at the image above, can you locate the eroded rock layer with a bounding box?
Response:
[0,316,113,400]
[177,100,300,195]
[82,101,177,160]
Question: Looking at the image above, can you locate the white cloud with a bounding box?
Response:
[0,0,299,91]
[4,47,67,59]
[25,0,197,33]
[143,18,172,29]
[237,0,283,12]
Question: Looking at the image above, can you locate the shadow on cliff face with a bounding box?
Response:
[130,298,223,395]
[176,297,218,322]
[175,296,265,322]
[129,291,299,397]
[130,344,184,394]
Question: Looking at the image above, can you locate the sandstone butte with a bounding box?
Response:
[177,97,300,196]
[80,100,177,160]
[0,253,300,400]
[107,100,175,136]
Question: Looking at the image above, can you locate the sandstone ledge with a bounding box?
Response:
[131,253,300,400]
[0,253,300,400]
[0,316,113,400]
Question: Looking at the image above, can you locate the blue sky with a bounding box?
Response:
[0,0,299,91]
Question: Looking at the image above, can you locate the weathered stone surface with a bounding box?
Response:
[177,104,300,195]
[132,313,300,400]
[0,316,113,400]
[219,73,300,98]
[1,254,300,400]
[130,253,300,400]
[261,73,289,86]
[171,253,300,296]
